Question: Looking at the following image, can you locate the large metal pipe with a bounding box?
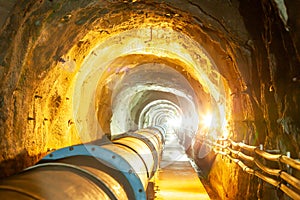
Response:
[0,126,166,200]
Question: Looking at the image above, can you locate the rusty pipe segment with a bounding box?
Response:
[0,126,166,200]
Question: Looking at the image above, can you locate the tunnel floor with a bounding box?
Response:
[151,132,211,200]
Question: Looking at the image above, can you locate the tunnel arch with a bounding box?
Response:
[1,1,299,199]
[73,26,228,141]
[0,0,240,177]
[138,99,183,128]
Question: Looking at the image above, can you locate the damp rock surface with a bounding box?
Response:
[0,0,299,199]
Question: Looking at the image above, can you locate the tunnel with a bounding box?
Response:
[0,0,300,199]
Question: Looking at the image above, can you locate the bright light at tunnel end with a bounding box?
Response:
[201,113,212,128]
[166,117,182,129]
[73,25,228,142]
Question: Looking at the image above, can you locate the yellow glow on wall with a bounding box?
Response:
[62,22,229,139]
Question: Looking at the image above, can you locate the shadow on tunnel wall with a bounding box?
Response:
[178,130,217,176]
[186,140,217,177]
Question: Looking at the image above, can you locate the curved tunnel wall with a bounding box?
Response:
[0,0,229,167]
[0,1,300,199]
[107,62,198,135]
[76,27,225,140]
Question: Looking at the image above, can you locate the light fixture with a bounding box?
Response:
[201,113,212,128]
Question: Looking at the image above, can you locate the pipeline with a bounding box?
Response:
[0,126,166,200]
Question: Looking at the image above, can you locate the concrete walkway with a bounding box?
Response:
[153,132,211,200]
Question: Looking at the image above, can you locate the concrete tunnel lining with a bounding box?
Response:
[1,1,299,199]
[138,99,183,129]
[73,27,227,141]
[110,62,197,134]
[0,1,238,167]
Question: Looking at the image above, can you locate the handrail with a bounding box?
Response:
[280,156,300,171]
[200,137,300,199]
[254,159,281,176]
[228,148,254,162]
[228,139,256,151]
[254,148,282,161]
[280,171,300,191]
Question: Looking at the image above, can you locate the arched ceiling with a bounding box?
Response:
[72,25,229,141]
[0,1,299,188]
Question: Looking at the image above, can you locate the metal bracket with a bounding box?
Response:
[42,144,147,200]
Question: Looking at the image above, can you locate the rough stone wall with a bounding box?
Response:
[180,0,300,199]
[206,0,300,199]
[0,0,299,199]
[0,0,242,178]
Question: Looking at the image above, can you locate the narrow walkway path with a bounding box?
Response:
[153,132,211,200]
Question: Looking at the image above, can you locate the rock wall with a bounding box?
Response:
[0,1,299,199]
